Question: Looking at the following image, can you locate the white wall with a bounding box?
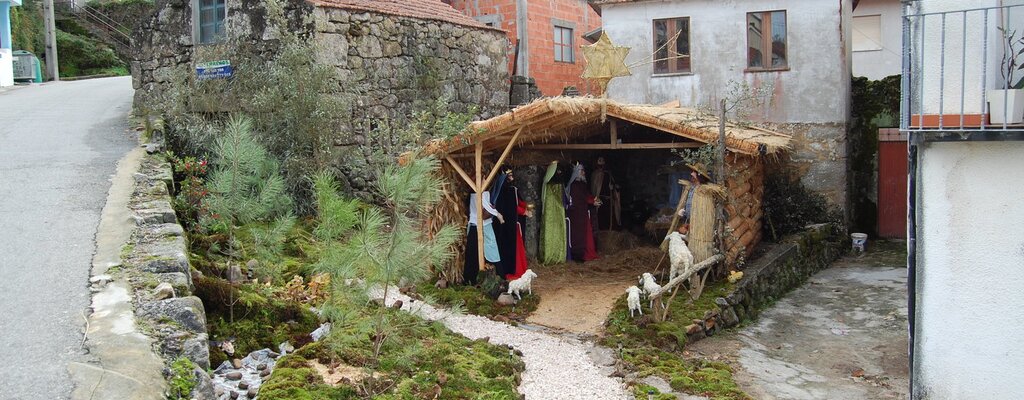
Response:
[852,0,902,80]
[600,0,852,124]
[0,49,12,87]
[909,0,1024,115]
[915,141,1024,399]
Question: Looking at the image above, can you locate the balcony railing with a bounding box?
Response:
[901,1,1024,134]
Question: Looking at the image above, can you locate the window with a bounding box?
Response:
[747,10,787,70]
[197,0,226,44]
[554,25,575,63]
[653,17,691,74]
[852,15,882,52]
[474,14,501,28]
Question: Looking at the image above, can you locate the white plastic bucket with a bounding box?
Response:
[851,233,868,252]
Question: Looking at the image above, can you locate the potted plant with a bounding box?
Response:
[989,28,1024,124]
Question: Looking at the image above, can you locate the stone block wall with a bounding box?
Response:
[133,0,509,119]
[123,152,215,399]
[684,223,846,345]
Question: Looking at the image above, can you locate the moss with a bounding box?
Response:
[415,281,540,321]
[167,357,198,399]
[601,279,749,400]
[261,307,525,400]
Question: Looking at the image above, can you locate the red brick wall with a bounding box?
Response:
[448,0,601,97]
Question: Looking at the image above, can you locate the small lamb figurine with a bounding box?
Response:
[639,273,663,308]
[626,286,643,317]
[507,269,538,300]
[666,231,694,281]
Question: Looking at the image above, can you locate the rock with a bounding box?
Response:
[137,296,207,333]
[247,387,258,398]
[721,307,740,327]
[260,369,270,378]
[225,371,243,380]
[311,323,332,342]
[145,142,163,153]
[146,223,184,238]
[191,367,216,400]
[241,349,276,369]
[238,381,249,390]
[156,272,192,295]
[183,333,211,370]
[153,282,175,300]
[715,297,730,309]
[229,391,239,399]
[256,363,267,371]
[214,361,233,374]
[279,341,294,355]
[493,315,510,323]
[246,259,259,270]
[685,324,702,335]
[232,359,242,369]
[227,264,243,284]
[496,293,516,306]
[392,300,404,309]
[435,279,448,289]
[89,274,112,285]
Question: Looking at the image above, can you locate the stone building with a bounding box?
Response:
[592,0,854,209]
[445,0,601,97]
[133,0,510,120]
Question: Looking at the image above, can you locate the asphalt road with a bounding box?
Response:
[0,77,135,399]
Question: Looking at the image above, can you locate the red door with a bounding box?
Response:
[878,140,908,239]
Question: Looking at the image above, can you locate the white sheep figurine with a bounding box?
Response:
[508,269,538,300]
[626,286,643,317]
[639,272,664,308]
[666,231,694,281]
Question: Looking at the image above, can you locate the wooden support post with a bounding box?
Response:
[446,156,478,191]
[475,142,485,271]
[610,120,619,149]
[483,125,526,190]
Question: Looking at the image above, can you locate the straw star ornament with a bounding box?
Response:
[582,32,632,95]
[582,32,631,121]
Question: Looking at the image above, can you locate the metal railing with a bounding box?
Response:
[901,1,1024,133]
[55,0,132,49]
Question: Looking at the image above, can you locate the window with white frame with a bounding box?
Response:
[196,0,226,44]
[852,15,883,52]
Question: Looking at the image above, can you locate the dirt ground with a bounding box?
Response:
[686,242,910,400]
[526,233,662,334]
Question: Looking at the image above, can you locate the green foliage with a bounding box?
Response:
[362,97,477,171]
[54,29,126,77]
[203,117,294,231]
[761,174,840,241]
[167,357,198,400]
[849,75,900,236]
[313,156,459,366]
[673,143,718,171]
[10,0,44,54]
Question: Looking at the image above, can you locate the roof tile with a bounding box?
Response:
[308,0,502,31]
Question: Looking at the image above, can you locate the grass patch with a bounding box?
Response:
[601,278,749,400]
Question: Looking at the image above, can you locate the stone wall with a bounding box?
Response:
[684,223,846,345]
[133,0,508,119]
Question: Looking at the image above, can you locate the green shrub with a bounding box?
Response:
[167,357,198,400]
[54,29,125,77]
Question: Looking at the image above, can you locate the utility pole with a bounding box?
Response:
[42,0,59,81]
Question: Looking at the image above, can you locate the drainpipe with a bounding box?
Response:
[515,0,529,78]
[900,1,917,397]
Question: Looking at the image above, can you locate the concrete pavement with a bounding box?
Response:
[689,242,910,399]
[0,77,136,399]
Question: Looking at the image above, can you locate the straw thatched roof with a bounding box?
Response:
[420,97,792,157]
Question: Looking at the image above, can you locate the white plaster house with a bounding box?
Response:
[852,0,902,79]
[904,1,1024,399]
[592,0,854,208]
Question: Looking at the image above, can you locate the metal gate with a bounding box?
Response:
[878,129,908,239]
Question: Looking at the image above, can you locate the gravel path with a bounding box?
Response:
[375,288,631,400]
